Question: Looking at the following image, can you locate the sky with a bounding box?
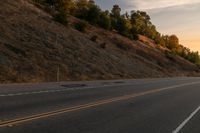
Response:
[94,0,200,52]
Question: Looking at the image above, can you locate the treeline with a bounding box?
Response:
[33,0,200,64]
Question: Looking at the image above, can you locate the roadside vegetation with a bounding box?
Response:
[33,0,200,65]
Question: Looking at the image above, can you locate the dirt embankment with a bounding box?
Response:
[0,0,199,83]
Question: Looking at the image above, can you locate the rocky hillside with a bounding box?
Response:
[0,0,199,83]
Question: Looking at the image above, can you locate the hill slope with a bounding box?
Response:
[0,0,199,83]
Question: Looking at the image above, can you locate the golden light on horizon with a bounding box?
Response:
[182,40,200,52]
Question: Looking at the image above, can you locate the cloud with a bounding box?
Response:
[148,3,200,33]
[133,0,200,10]
[147,2,200,52]
[95,0,200,12]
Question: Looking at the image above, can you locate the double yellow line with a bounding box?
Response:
[1,81,200,127]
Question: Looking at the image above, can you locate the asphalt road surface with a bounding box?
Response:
[0,77,200,133]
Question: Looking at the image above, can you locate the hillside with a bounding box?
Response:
[0,0,199,83]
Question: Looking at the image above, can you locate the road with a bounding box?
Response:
[0,77,200,133]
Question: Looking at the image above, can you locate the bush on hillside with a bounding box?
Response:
[74,21,88,32]
[100,42,106,49]
[54,11,68,25]
[91,35,98,42]
[165,51,175,61]
[115,41,132,50]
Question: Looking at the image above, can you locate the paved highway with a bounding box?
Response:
[0,77,200,133]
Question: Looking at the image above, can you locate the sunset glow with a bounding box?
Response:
[95,0,200,52]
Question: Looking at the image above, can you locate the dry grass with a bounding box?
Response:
[0,0,199,83]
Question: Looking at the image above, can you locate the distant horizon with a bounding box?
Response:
[95,0,200,52]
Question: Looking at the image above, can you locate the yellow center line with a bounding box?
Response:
[0,81,200,127]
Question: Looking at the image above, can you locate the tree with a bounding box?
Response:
[167,35,179,50]
[75,0,89,19]
[110,5,130,36]
[155,34,166,46]
[98,11,111,29]
[52,0,75,24]
[55,0,75,14]
[130,10,156,39]
[116,17,129,36]
[86,2,101,24]
[111,5,121,18]
[187,51,200,64]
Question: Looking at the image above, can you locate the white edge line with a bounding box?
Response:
[0,83,137,97]
[172,106,200,133]
[0,81,200,97]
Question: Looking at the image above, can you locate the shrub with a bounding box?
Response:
[74,21,88,32]
[54,11,68,25]
[91,35,98,42]
[132,33,139,40]
[100,42,106,49]
[165,51,174,60]
[115,41,131,50]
